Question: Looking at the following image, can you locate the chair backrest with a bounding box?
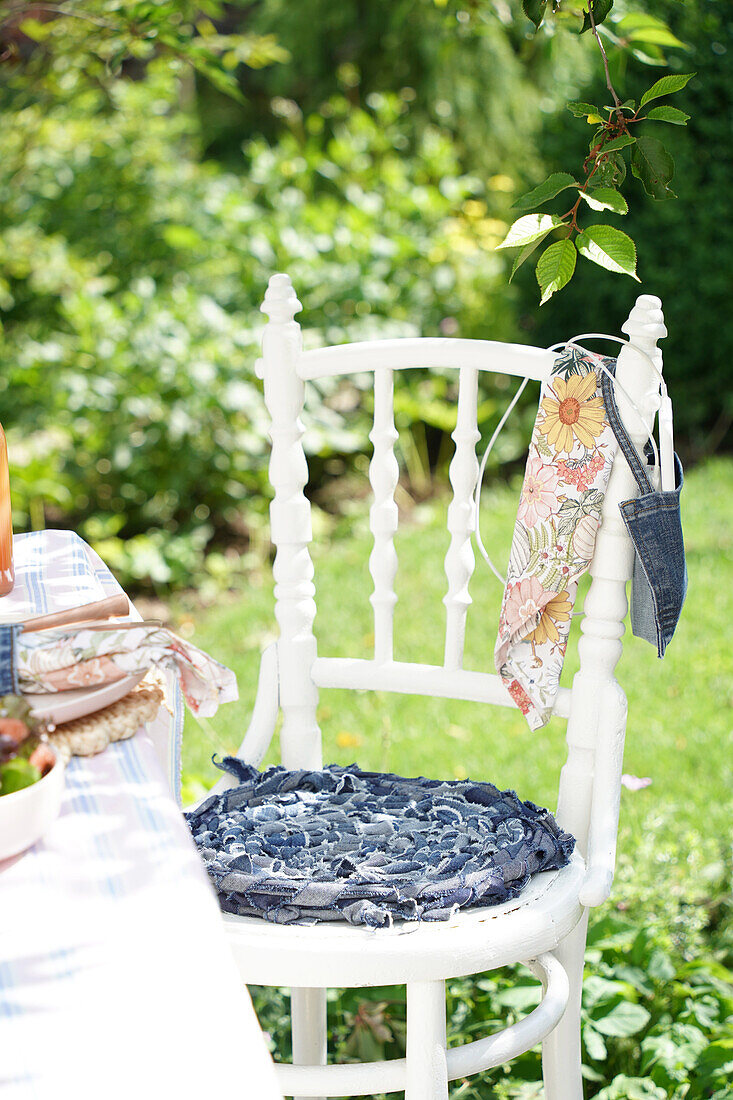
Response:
[257,273,667,857]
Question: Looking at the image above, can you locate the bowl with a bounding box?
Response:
[0,747,65,861]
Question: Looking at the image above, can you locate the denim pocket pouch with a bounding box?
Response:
[620,453,687,656]
[601,373,687,657]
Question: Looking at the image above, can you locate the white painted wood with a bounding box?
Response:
[274,953,568,1097]
[368,368,399,663]
[186,643,280,809]
[579,681,627,907]
[241,279,670,1099]
[223,853,586,989]
[260,274,322,771]
[291,987,327,1100]
[406,981,448,1100]
[547,294,666,1100]
[448,954,569,1078]
[311,656,572,716]
[557,295,666,855]
[541,915,587,1100]
[297,338,557,382]
[443,366,480,670]
[230,643,279,769]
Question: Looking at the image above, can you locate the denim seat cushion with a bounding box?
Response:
[186,758,575,929]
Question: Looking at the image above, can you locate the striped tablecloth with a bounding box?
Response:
[1,528,184,795]
[0,531,282,1100]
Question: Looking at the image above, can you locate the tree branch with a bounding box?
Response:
[586,2,623,122]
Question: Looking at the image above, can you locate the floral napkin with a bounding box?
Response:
[17,624,238,718]
[494,348,618,730]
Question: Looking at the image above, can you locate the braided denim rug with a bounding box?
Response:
[186,759,575,928]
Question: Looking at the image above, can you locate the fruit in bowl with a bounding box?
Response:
[0,696,55,795]
[0,695,64,861]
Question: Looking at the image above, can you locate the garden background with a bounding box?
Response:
[1,1,731,1097]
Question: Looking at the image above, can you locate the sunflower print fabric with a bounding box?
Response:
[494,348,618,730]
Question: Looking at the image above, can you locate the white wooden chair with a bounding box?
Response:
[214,274,667,1099]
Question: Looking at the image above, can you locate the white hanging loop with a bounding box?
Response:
[473,330,673,590]
[473,377,529,586]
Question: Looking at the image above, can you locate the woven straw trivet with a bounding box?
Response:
[48,684,164,763]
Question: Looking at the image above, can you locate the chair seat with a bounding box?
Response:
[222,851,586,987]
[187,759,585,986]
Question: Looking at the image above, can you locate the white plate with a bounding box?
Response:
[25,672,146,726]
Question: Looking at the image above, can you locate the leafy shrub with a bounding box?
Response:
[0,62,521,588]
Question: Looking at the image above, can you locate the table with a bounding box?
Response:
[0,531,283,1100]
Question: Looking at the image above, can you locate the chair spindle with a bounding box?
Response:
[369,368,399,664]
[443,365,480,670]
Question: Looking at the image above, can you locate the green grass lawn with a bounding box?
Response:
[172,457,733,1098]
[176,457,733,853]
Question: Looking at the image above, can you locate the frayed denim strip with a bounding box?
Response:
[0,625,21,696]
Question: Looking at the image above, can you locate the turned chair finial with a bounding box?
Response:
[260,273,302,324]
[622,293,667,343]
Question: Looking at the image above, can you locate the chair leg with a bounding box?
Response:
[541,913,588,1100]
[291,987,327,1100]
[405,980,448,1100]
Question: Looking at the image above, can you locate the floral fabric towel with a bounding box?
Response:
[494,348,618,730]
[17,624,238,717]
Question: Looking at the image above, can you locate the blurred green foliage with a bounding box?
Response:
[0,56,522,587]
[0,1,729,590]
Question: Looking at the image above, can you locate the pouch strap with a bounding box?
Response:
[600,370,655,496]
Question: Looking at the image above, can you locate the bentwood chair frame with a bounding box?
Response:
[211,275,667,1100]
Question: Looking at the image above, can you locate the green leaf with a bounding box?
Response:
[646,948,676,980]
[583,1023,608,1061]
[536,239,577,304]
[628,26,686,49]
[496,214,564,250]
[567,101,602,118]
[512,173,578,210]
[640,72,696,108]
[578,187,628,214]
[601,134,636,153]
[645,105,690,126]
[17,18,53,42]
[594,1077,668,1100]
[593,1000,651,1037]
[616,13,686,50]
[631,136,676,199]
[509,239,544,282]
[576,225,639,279]
[694,1038,733,1080]
[581,0,614,34]
[595,150,627,188]
[522,0,548,29]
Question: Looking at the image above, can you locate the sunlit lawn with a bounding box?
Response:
[175,458,733,858]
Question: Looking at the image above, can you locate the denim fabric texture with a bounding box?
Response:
[600,371,687,657]
[0,624,20,696]
[186,758,575,928]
